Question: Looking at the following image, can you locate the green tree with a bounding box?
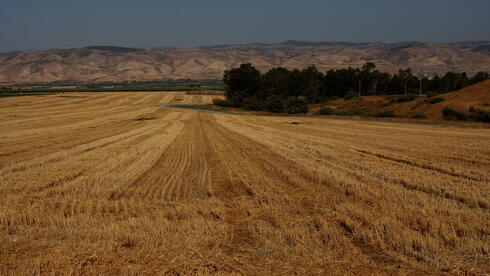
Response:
[223,63,261,105]
[284,96,308,114]
[470,72,488,84]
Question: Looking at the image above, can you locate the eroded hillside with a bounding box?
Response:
[1,41,489,82]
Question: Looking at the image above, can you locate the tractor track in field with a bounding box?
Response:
[0,92,488,275]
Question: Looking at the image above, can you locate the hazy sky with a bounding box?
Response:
[1,0,489,52]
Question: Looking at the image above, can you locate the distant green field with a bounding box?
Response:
[0,79,224,93]
[0,92,53,98]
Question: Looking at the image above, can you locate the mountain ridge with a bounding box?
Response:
[1,41,489,82]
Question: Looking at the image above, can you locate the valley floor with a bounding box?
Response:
[0,92,488,274]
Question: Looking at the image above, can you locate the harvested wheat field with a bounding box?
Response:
[0,92,489,275]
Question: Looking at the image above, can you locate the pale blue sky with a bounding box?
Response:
[1,0,489,52]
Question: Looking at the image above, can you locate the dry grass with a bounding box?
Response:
[0,92,489,275]
[421,80,490,119]
[315,80,490,121]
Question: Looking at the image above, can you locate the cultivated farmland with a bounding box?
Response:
[0,92,489,274]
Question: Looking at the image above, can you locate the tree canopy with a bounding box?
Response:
[218,63,488,113]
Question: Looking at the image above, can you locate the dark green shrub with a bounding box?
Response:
[426,97,445,105]
[344,91,358,100]
[426,91,438,98]
[442,106,490,122]
[468,107,490,122]
[316,107,336,115]
[379,102,393,108]
[376,110,397,118]
[263,96,284,113]
[411,113,428,119]
[411,100,425,110]
[213,98,239,107]
[337,109,365,116]
[443,107,467,121]
[242,97,263,111]
[284,96,308,114]
[395,95,416,103]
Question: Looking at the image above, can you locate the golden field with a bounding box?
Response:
[0,92,488,275]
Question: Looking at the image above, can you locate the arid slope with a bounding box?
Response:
[316,80,490,120]
[422,79,490,119]
[0,41,489,82]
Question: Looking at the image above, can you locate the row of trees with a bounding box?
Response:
[219,63,488,113]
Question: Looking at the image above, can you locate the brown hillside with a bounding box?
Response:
[417,80,490,119]
[0,41,489,82]
[317,80,490,121]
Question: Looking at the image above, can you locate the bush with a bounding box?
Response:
[263,96,284,113]
[426,91,438,98]
[378,102,393,108]
[442,106,490,122]
[375,110,397,118]
[443,107,467,121]
[468,107,490,122]
[395,95,416,103]
[213,98,240,107]
[426,97,445,105]
[316,107,336,115]
[242,97,263,111]
[344,91,358,100]
[284,96,308,114]
[411,113,428,119]
[411,100,425,110]
[337,109,365,116]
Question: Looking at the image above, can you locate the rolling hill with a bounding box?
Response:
[420,79,490,119]
[317,80,490,121]
[0,41,489,83]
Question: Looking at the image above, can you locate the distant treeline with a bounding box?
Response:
[0,86,224,93]
[0,79,224,93]
[216,63,489,113]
